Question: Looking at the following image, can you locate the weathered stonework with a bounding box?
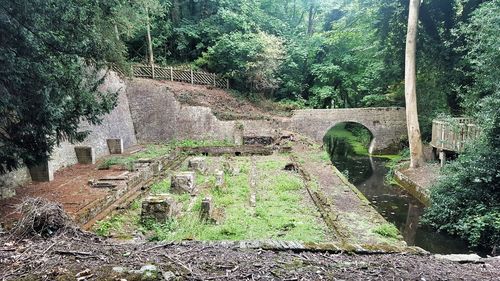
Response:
[0,72,137,198]
[74,146,96,164]
[107,138,124,154]
[28,161,54,182]
[188,157,207,174]
[141,194,178,222]
[200,196,213,222]
[214,170,225,188]
[0,168,30,199]
[126,79,406,154]
[290,108,407,154]
[171,172,196,194]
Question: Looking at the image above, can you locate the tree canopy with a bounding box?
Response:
[0,0,129,172]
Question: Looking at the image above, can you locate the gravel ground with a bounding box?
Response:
[1,231,499,281]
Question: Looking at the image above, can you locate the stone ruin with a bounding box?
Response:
[141,194,178,223]
[214,170,225,188]
[170,171,196,194]
[199,196,224,224]
[188,157,207,174]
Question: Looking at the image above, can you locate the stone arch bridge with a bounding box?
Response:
[289,107,407,154]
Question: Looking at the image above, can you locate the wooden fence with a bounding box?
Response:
[111,64,229,89]
[430,117,480,152]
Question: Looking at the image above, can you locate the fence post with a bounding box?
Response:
[130,65,134,76]
[170,66,173,82]
[151,64,155,79]
[213,73,216,86]
[226,79,229,89]
[190,69,194,84]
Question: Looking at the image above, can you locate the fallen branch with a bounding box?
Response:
[54,250,93,256]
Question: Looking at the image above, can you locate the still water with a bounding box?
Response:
[324,136,473,254]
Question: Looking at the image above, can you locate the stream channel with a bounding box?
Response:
[323,126,473,254]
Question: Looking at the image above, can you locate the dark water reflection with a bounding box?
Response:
[325,136,473,254]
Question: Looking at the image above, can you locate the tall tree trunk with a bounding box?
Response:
[307,5,314,35]
[405,0,424,168]
[114,24,120,41]
[146,7,154,65]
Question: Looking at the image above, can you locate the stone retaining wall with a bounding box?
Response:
[0,72,137,199]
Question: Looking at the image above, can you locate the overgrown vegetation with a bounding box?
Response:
[373,223,400,240]
[95,156,329,242]
[423,0,500,251]
[97,139,232,170]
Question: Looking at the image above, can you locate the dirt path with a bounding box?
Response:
[1,232,498,280]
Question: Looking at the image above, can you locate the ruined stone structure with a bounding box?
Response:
[0,75,407,199]
[290,108,407,154]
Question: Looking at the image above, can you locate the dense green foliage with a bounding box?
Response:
[423,0,500,250]
[124,0,492,138]
[0,0,130,172]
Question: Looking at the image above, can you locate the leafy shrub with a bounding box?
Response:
[422,0,500,251]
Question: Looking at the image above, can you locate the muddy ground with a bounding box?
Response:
[1,230,499,281]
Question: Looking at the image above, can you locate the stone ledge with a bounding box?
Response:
[170,240,427,255]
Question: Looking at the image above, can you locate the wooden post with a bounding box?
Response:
[170,66,173,81]
[130,65,134,76]
[213,73,216,86]
[190,69,194,84]
[226,79,229,89]
[439,150,446,168]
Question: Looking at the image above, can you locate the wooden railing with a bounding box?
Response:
[110,64,229,89]
[430,117,480,152]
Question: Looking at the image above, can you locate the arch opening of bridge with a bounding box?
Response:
[290,107,407,154]
[323,122,375,155]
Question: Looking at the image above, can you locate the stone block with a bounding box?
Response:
[141,194,178,222]
[200,196,213,222]
[74,146,95,164]
[188,157,207,174]
[0,186,16,199]
[170,172,196,194]
[107,138,124,154]
[214,170,225,188]
[28,161,54,182]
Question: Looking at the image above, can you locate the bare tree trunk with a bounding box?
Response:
[146,7,154,65]
[307,5,315,35]
[114,24,120,41]
[405,0,424,168]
